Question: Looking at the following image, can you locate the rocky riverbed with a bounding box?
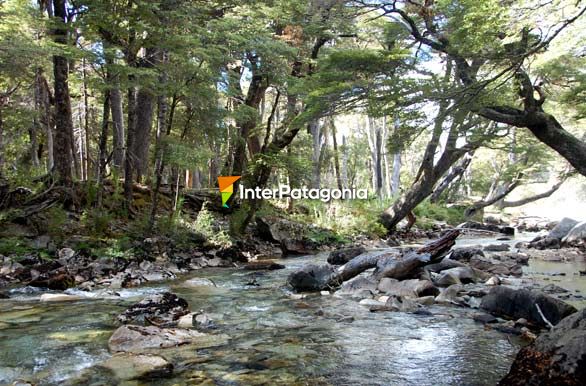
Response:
[0,226,585,385]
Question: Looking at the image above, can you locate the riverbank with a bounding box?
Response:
[1,224,585,385]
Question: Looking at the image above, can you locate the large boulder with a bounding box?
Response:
[548,217,579,240]
[108,325,228,353]
[563,221,586,247]
[469,255,523,277]
[287,264,336,292]
[327,247,366,265]
[434,266,477,286]
[480,286,577,329]
[449,247,484,262]
[378,278,439,298]
[256,217,315,254]
[116,292,190,326]
[335,276,378,298]
[499,308,586,385]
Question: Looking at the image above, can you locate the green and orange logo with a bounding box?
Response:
[217,176,241,208]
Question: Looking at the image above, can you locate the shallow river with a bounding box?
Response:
[0,234,584,385]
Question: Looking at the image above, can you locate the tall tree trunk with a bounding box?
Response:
[310,119,323,189]
[330,118,343,190]
[0,105,4,178]
[96,92,110,208]
[149,51,169,233]
[132,48,157,182]
[124,77,137,207]
[34,69,54,172]
[82,57,91,180]
[390,116,402,195]
[102,44,125,172]
[51,0,74,185]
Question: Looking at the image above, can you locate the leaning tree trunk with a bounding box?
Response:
[51,0,74,186]
[381,109,477,231]
[497,177,567,208]
[464,178,521,219]
[430,150,474,203]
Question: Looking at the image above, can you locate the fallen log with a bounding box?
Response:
[287,230,460,292]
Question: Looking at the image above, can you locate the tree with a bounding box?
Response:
[362,1,586,176]
[50,0,75,185]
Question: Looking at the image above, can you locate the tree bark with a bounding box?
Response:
[106,50,125,171]
[132,48,157,182]
[498,178,566,208]
[148,51,169,233]
[465,178,521,218]
[51,0,74,185]
[231,60,268,177]
[330,118,343,190]
[381,109,475,231]
[430,151,474,203]
[96,91,110,208]
[34,69,54,172]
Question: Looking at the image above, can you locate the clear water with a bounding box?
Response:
[1,234,573,385]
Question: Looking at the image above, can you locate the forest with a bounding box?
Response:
[0,0,585,385]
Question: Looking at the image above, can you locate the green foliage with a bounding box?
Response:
[413,201,466,229]
[80,208,114,235]
[194,205,232,247]
[45,206,69,239]
[0,237,34,256]
[289,198,392,239]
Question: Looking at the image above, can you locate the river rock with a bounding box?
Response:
[177,313,195,328]
[327,247,366,265]
[377,278,439,298]
[480,286,577,328]
[359,298,393,312]
[100,353,173,380]
[548,217,579,240]
[424,258,465,273]
[256,217,315,254]
[116,292,190,326]
[434,267,477,286]
[484,244,511,252]
[473,313,498,324]
[449,247,484,262]
[334,276,377,299]
[499,308,586,385]
[529,236,561,250]
[244,261,285,270]
[563,221,586,247]
[39,293,82,302]
[183,277,216,287]
[108,325,228,353]
[58,248,76,260]
[469,255,522,277]
[287,264,336,292]
[435,284,464,305]
[28,272,75,290]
